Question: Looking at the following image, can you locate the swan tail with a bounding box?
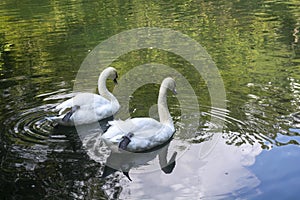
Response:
[62,105,80,122]
[46,116,53,122]
[108,119,123,126]
[58,107,70,115]
[54,98,74,115]
[46,116,64,127]
[46,115,61,122]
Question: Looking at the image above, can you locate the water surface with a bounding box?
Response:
[1,0,300,199]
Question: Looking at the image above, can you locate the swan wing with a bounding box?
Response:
[102,118,174,151]
[73,93,110,106]
[69,93,114,123]
[52,93,113,125]
[56,93,110,110]
[128,124,174,151]
[107,118,162,135]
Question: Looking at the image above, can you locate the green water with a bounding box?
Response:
[1,0,300,199]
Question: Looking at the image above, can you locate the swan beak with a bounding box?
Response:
[113,72,118,85]
[172,88,177,95]
[113,78,118,85]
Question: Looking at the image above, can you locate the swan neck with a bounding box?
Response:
[98,71,120,112]
[98,71,112,100]
[158,86,172,125]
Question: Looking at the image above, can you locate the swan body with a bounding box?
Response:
[101,77,177,152]
[48,67,120,126]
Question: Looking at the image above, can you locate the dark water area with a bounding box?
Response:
[1,0,300,199]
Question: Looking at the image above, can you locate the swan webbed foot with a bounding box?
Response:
[62,105,80,122]
[118,132,134,150]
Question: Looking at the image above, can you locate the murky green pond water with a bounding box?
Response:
[1,0,300,199]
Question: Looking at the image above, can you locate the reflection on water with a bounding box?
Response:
[115,137,262,199]
[101,142,177,181]
[1,0,300,199]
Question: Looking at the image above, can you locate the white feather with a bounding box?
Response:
[101,77,176,152]
[47,67,120,126]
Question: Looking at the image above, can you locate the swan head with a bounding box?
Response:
[161,77,177,94]
[105,67,118,84]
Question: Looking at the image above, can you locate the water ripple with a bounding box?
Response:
[3,104,54,145]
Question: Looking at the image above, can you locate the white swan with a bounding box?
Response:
[101,77,177,152]
[48,67,120,126]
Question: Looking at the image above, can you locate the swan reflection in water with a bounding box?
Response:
[101,140,177,181]
[75,120,177,181]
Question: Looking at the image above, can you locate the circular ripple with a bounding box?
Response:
[3,104,55,145]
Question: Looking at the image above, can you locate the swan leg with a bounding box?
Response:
[62,105,80,122]
[118,132,134,150]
